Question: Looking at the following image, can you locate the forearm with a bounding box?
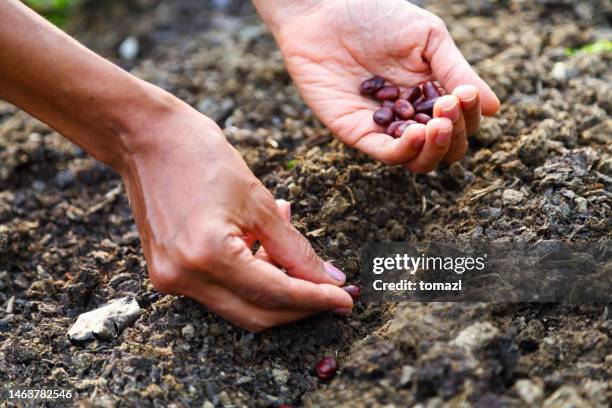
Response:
[0,0,179,170]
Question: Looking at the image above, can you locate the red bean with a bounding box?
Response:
[415,97,439,116]
[343,285,361,300]
[382,100,395,109]
[374,86,399,101]
[400,86,422,103]
[414,113,432,124]
[373,107,394,126]
[316,357,338,380]
[393,99,415,120]
[423,81,441,99]
[359,75,385,95]
[395,120,419,138]
[386,120,405,137]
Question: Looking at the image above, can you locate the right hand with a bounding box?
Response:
[122,104,353,332]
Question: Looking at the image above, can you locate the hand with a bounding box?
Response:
[255,0,500,172]
[122,105,353,332]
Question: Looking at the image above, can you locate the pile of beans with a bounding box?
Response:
[359,76,445,138]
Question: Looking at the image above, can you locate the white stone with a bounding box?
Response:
[515,379,544,405]
[118,36,139,61]
[272,368,290,385]
[182,324,195,337]
[502,189,525,206]
[67,297,140,342]
[451,322,500,350]
[551,62,567,82]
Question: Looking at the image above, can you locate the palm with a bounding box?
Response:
[277,1,438,149]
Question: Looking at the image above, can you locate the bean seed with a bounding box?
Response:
[415,97,439,116]
[414,113,432,124]
[423,81,441,99]
[373,107,394,126]
[382,100,395,109]
[343,285,361,300]
[315,357,338,380]
[400,86,422,103]
[386,120,405,137]
[393,99,415,120]
[359,75,385,95]
[374,85,399,101]
[395,120,418,138]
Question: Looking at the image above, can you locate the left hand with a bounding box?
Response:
[255,0,500,173]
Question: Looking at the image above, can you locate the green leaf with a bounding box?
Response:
[286,159,297,170]
[565,40,612,56]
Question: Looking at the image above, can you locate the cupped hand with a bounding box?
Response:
[122,105,353,332]
[266,0,500,172]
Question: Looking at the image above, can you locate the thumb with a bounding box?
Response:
[426,26,500,116]
[251,196,346,286]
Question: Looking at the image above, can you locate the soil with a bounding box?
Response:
[1,0,610,407]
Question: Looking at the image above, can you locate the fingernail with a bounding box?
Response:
[462,95,477,110]
[332,307,352,315]
[441,103,460,123]
[324,262,346,283]
[435,129,451,146]
[413,135,425,148]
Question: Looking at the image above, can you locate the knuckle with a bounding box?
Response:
[429,14,448,34]
[148,258,182,294]
[177,234,219,270]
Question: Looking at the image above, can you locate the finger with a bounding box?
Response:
[183,279,317,332]
[251,193,347,285]
[453,85,481,135]
[275,199,291,222]
[242,199,290,250]
[354,129,426,165]
[404,118,453,173]
[213,235,353,312]
[433,95,468,163]
[328,108,426,165]
[426,29,500,116]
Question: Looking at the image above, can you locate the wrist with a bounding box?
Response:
[253,0,325,36]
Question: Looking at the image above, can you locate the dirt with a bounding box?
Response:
[0,0,610,407]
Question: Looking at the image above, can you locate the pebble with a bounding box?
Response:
[118,36,139,61]
[451,322,500,350]
[514,379,544,405]
[475,120,502,145]
[272,368,290,385]
[502,189,525,206]
[574,197,588,212]
[398,365,415,387]
[182,324,195,337]
[67,297,141,342]
[551,62,567,82]
[55,169,76,189]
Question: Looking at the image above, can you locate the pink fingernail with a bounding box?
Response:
[332,307,352,315]
[462,95,477,110]
[436,130,451,146]
[324,262,346,283]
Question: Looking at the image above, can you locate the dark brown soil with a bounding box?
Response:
[0,0,610,407]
